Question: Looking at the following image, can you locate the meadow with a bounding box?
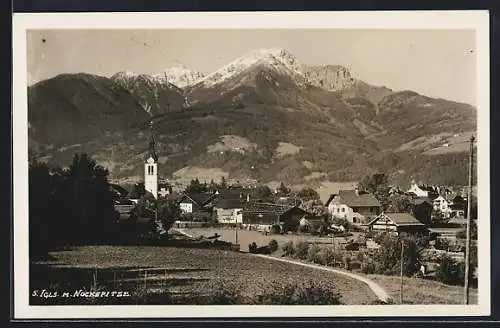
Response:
[30,240,378,305]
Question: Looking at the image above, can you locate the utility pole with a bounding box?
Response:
[464,135,475,305]
[400,240,404,304]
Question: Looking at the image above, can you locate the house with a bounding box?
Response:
[449,195,467,218]
[178,192,217,221]
[411,198,433,225]
[242,203,309,232]
[109,183,131,200]
[214,198,246,224]
[407,182,439,199]
[432,195,452,217]
[114,197,136,221]
[298,215,327,233]
[367,212,428,235]
[325,189,381,225]
[158,181,173,198]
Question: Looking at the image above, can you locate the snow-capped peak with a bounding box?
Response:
[154,65,205,89]
[193,47,304,88]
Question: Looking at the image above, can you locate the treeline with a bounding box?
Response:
[29,153,119,259]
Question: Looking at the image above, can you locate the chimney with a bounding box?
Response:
[355,186,359,196]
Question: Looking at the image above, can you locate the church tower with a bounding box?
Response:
[144,120,158,198]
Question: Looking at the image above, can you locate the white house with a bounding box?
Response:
[407,182,429,198]
[325,189,381,225]
[432,195,451,218]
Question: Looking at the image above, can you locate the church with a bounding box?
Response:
[143,121,172,199]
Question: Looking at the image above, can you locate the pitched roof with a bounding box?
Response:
[338,190,381,207]
[411,197,432,206]
[180,192,217,206]
[243,202,305,216]
[383,212,425,226]
[215,198,246,209]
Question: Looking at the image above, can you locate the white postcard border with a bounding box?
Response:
[12,10,491,319]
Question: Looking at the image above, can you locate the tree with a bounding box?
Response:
[359,173,390,209]
[373,232,423,276]
[29,152,118,256]
[296,187,320,202]
[157,197,182,233]
[387,194,413,213]
[255,185,273,201]
[431,209,449,226]
[220,176,228,190]
[185,178,207,194]
[277,182,291,197]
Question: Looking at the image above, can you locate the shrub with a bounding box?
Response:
[268,239,279,253]
[349,260,362,271]
[248,242,258,253]
[435,238,450,251]
[270,224,281,234]
[345,242,360,251]
[436,254,462,285]
[295,241,310,260]
[252,278,342,305]
[361,262,376,274]
[307,245,322,263]
[343,254,351,270]
[282,241,295,256]
[373,232,422,276]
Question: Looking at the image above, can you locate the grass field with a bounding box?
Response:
[366,274,478,304]
[181,228,479,305]
[30,242,378,305]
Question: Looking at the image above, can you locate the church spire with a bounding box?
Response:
[148,120,159,162]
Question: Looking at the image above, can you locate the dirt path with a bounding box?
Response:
[173,228,391,303]
[253,254,391,304]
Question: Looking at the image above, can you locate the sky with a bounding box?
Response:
[27,29,476,105]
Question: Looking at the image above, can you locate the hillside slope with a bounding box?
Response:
[28,49,477,188]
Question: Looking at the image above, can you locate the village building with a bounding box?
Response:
[298,215,329,233]
[214,193,246,224]
[178,192,217,221]
[406,182,439,199]
[432,195,452,217]
[241,203,308,232]
[325,189,381,225]
[366,212,428,235]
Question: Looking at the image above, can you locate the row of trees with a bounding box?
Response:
[29,153,119,258]
[29,152,184,259]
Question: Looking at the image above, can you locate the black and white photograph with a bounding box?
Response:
[12,11,490,319]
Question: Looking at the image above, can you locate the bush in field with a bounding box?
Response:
[436,254,462,285]
[307,245,322,263]
[253,278,342,305]
[361,262,376,274]
[282,241,295,256]
[343,254,351,270]
[248,242,258,253]
[295,241,310,260]
[373,232,422,276]
[349,260,362,271]
[268,239,279,253]
[270,224,281,234]
[434,238,450,251]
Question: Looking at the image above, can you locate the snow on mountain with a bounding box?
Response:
[192,47,306,89]
[154,65,205,89]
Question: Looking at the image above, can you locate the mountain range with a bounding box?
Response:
[27,47,476,190]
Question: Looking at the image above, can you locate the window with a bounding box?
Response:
[342,208,345,213]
